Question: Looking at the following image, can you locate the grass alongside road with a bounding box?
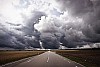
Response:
[54,49,100,67]
[0,50,45,65]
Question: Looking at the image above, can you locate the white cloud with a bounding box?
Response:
[0,0,100,49]
[81,43,100,48]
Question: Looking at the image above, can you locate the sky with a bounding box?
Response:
[0,0,100,49]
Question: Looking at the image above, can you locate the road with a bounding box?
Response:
[2,51,84,67]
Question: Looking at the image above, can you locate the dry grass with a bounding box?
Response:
[54,49,100,67]
[0,50,45,65]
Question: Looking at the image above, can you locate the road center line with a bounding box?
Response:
[27,60,31,62]
[68,61,70,63]
[47,57,49,62]
[47,53,49,63]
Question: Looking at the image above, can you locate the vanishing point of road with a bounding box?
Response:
[2,51,84,67]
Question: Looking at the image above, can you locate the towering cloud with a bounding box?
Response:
[0,0,100,49]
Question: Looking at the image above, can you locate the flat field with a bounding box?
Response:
[53,49,100,67]
[0,50,45,65]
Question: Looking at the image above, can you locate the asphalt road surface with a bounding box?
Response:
[2,51,84,67]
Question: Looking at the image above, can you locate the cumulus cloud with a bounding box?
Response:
[0,0,100,49]
[0,0,47,49]
[34,0,100,48]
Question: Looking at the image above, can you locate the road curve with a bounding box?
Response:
[2,51,84,67]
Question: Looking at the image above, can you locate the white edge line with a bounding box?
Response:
[1,52,46,67]
[55,53,85,67]
[64,57,85,67]
[1,56,34,67]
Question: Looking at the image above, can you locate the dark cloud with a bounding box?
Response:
[81,0,100,43]
[0,0,100,49]
[0,26,18,48]
[34,0,100,48]
[40,33,60,49]
[0,11,46,49]
[22,11,46,36]
[56,0,93,16]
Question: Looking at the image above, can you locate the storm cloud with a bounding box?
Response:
[0,0,100,49]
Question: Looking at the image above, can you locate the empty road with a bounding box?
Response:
[2,51,84,67]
